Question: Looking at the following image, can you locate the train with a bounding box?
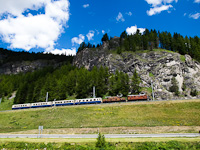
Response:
[12,93,148,110]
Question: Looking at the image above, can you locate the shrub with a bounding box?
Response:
[95,133,106,149]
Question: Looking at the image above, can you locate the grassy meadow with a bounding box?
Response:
[0,138,200,150]
[0,99,200,133]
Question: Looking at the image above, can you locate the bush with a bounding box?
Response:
[191,89,198,97]
[169,77,179,96]
[95,133,106,149]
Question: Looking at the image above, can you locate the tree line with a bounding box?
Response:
[78,29,200,62]
[0,48,74,66]
[0,64,141,104]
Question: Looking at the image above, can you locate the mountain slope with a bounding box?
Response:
[73,40,200,100]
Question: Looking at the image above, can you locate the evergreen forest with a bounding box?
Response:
[0,65,140,104]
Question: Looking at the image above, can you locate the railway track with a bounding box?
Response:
[0,98,199,112]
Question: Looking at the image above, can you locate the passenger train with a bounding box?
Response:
[12,93,148,110]
[12,98,102,110]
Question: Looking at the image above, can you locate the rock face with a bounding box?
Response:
[73,40,200,100]
[0,60,58,74]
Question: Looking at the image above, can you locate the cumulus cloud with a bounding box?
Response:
[86,30,95,41]
[0,0,70,52]
[145,0,177,16]
[83,4,89,8]
[189,13,200,19]
[116,12,125,22]
[45,48,76,56]
[0,0,47,17]
[126,25,146,35]
[71,34,85,45]
[102,30,105,34]
[194,0,200,3]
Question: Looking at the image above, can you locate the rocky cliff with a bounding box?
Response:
[73,39,200,100]
[0,60,57,74]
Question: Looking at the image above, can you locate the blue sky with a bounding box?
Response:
[0,0,199,55]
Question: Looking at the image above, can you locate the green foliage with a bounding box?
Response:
[115,29,200,62]
[182,81,186,91]
[180,55,186,62]
[0,141,200,150]
[0,48,73,66]
[169,77,179,96]
[108,70,129,96]
[1,100,200,132]
[131,69,141,94]
[149,72,154,78]
[78,42,96,53]
[101,33,109,42]
[1,64,129,104]
[191,89,198,97]
[95,133,106,149]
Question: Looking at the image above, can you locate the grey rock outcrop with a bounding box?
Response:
[0,60,58,74]
[73,41,200,100]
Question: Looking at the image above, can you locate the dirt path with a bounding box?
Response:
[8,126,200,134]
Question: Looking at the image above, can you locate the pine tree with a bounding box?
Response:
[101,33,109,42]
[131,69,141,94]
[169,77,179,96]
[95,133,106,149]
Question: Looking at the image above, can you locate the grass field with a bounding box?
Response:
[0,138,200,149]
[0,99,200,133]
[0,98,13,111]
[1,137,200,143]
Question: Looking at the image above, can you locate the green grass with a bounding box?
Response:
[180,55,186,62]
[0,98,13,111]
[149,72,154,78]
[1,137,200,143]
[0,139,200,149]
[0,100,200,133]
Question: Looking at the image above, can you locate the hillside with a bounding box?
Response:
[0,48,73,74]
[0,99,200,133]
[73,40,200,100]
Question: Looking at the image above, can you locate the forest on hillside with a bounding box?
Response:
[0,64,141,104]
[78,29,200,62]
[0,48,74,65]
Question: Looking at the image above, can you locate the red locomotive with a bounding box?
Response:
[103,96,126,103]
[127,93,148,101]
[103,93,148,103]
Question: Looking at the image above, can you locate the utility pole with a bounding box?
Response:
[151,80,155,101]
[93,86,96,98]
[0,98,1,104]
[46,92,48,102]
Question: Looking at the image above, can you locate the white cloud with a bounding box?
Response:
[83,4,89,8]
[126,25,146,35]
[116,12,125,22]
[86,30,95,41]
[189,13,200,19]
[184,13,187,16]
[194,0,200,3]
[0,0,70,51]
[145,0,177,16]
[0,0,47,17]
[147,4,173,16]
[71,34,85,45]
[126,12,132,16]
[45,48,76,56]
[102,30,105,34]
